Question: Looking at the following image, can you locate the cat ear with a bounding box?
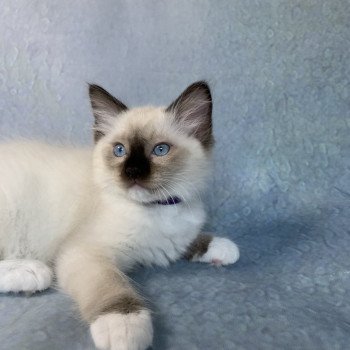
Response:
[89,84,128,142]
[166,81,213,149]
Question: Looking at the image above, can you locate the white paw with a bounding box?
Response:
[90,310,153,350]
[197,237,240,266]
[0,259,52,293]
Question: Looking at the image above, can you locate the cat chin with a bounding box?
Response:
[127,185,157,203]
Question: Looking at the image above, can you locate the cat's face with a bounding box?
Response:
[90,82,213,204]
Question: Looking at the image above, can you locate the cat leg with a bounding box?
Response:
[0,259,53,293]
[56,244,153,350]
[184,233,240,266]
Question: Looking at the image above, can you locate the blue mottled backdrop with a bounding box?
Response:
[0,1,350,349]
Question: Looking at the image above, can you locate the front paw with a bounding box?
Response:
[0,259,52,293]
[90,310,153,350]
[198,237,240,266]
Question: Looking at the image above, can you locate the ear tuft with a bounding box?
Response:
[166,81,213,149]
[89,84,128,143]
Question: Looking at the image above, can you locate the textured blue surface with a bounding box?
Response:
[0,1,350,349]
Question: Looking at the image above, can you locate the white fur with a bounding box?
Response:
[0,140,205,268]
[0,259,52,292]
[0,141,93,262]
[195,237,240,266]
[90,310,153,350]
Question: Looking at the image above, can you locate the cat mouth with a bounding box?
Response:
[127,180,153,191]
[127,180,166,195]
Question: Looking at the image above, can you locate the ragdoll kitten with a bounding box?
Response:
[0,81,239,350]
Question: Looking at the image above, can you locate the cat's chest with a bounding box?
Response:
[111,203,206,268]
[143,203,205,238]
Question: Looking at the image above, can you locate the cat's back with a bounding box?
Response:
[0,140,90,171]
[0,140,94,261]
[0,140,92,195]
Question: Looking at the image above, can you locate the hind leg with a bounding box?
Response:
[0,259,53,293]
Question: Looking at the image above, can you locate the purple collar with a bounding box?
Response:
[150,196,182,205]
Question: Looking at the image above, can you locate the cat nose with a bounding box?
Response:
[125,166,141,180]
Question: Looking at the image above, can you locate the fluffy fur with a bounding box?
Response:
[0,81,239,350]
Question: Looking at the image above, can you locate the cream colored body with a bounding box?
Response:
[0,141,93,262]
[0,141,205,268]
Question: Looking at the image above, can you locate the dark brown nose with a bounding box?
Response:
[125,166,142,180]
[122,139,151,182]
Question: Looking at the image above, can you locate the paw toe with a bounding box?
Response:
[200,237,240,266]
[90,310,153,350]
[0,260,52,293]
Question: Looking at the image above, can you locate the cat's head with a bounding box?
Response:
[90,81,214,204]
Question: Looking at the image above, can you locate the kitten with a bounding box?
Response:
[0,81,239,350]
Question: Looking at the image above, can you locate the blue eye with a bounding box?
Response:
[153,143,170,156]
[113,143,126,157]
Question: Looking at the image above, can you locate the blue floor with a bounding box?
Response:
[1,201,350,349]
